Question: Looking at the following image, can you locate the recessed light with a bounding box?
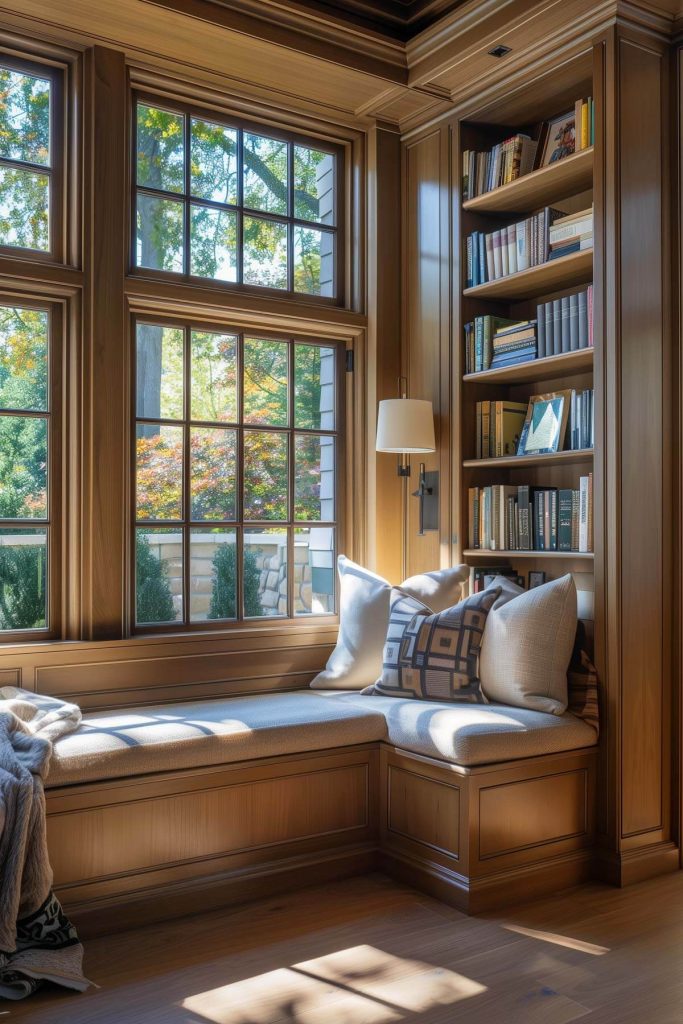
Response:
[488,45,512,58]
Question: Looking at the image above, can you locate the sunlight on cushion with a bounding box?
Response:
[182,945,486,1023]
[504,923,609,955]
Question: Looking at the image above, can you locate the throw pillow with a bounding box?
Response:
[371,587,500,702]
[479,573,577,715]
[311,557,469,690]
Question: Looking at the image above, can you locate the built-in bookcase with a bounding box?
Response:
[454,54,598,633]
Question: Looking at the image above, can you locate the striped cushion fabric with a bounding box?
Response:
[567,622,600,734]
[373,587,500,703]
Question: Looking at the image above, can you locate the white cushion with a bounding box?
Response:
[318,691,597,766]
[47,691,387,788]
[480,573,577,715]
[311,556,469,690]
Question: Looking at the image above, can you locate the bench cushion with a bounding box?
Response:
[317,691,597,766]
[47,691,387,788]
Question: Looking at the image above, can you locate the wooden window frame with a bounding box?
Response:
[130,91,345,307]
[131,312,345,636]
[0,294,63,643]
[0,51,66,266]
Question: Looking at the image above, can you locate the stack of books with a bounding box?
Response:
[490,320,536,369]
[464,315,519,373]
[475,400,527,459]
[569,388,594,451]
[462,134,538,200]
[537,284,593,356]
[466,207,566,287]
[548,206,593,260]
[470,566,525,593]
[468,476,593,552]
[574,96,595,150]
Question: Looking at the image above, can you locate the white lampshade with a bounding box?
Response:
[376,398,435,453]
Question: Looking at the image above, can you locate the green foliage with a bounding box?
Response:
[0,68,51,251]
[209,542,261,619]
[135,533,176,623]
[0,536,46,631]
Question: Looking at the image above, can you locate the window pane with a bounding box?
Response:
[135,423,183,520]
[243,216,288,290]
[190,206,237,281]
[243,337,288,426]
[136,193,184,272]
[191,331,238,423]
[295,434,334,521]
[0,527,47,631]
[294,226,334,297]
[190,427,237,521]
[294,344,335,430]
[243,528,288,617]
[0,415,47,518]
[0,306,48,412]
[191,118,238,204]
[190,527,236,621]
[294,146,334,224]
[294,527,335,615]
[243,430,288,520]
[243,133,288,214]
[136,323,184,420]
[0,68,50,165]
[0,166,49,251]
[135,527,182,624]
[136,104,184,193]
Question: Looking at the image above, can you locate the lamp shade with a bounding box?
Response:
[376,398,435,453]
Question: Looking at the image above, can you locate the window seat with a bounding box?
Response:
[47,689,596,788]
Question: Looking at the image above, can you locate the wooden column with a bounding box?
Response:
[81,46,128,639]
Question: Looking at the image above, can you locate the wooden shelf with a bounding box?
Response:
[463,449,593,470]
[462,147,594,214]
[463,347,593,385]
[463,549,594,560]
[463,249,592,301]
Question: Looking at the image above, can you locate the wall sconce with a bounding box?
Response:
[376,383,438,535]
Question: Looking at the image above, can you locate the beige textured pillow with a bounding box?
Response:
[311,557,469,690]
[479,573,577,715]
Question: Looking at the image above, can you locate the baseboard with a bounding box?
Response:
[65,844,378,938]
[594,842,681,887]
[380,847,597,914]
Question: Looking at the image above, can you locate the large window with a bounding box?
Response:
[0,302,58,635]
[133,100,339,299]
[0,60,59,256]
[134,320,340,628]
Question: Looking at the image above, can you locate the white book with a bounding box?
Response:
[515,220,529,272]
[507,223,518,275]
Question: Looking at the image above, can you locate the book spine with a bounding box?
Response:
[495,401,502,459]
[516,220,528,272]
[549,490,558,551]
[558,489,573,551]
[517,484,530,550]
[478,232,486,284]
[507,223,517,275]
[537,302,546,359]
[578,289,588,349]
[579,475,589,552]
[481,401,490,459]
[483,316,493,371]
[500,226,509,277]
[560,295,571,353]
[535,491,545,551]
[466,235,473,288]
[475,401,482,459]
[485,233,495,282]
[571,490,580,550]
[545,302,553,359]
[587,284,594,346]
[552,299,562,356]
[569,292,579,351]
[492,230,502,279]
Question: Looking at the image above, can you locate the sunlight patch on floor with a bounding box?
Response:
[503,924,609,956]
[182,944,486,1023]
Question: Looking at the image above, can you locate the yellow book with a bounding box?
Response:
[574,99,583,151]
[581,100,589,150]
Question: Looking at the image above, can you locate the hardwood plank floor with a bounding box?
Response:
[3,872,683,1023]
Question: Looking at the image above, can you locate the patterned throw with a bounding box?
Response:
[0,687,90,1000]
[372,587,500,702]
[567,624,600,735]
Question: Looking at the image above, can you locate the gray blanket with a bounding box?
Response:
[0,687,90,1000]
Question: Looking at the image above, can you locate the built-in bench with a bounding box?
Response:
[45,691,598,932]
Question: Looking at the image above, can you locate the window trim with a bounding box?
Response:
[0,52,66,266]
[130,312,346,636]
[129,91,345,307]
[0,295,63,642]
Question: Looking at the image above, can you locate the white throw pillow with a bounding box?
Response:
[311,556,469,690]
[479,573,577,715]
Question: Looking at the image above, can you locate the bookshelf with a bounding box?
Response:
[455,59,596,590]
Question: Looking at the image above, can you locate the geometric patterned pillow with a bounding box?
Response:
[373,586,500,703]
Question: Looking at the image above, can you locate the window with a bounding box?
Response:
[134,321,340,628]
[133,101,339,298]
[0,60,58,256]
[0,302,59,635]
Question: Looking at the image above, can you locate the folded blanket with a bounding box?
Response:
[0,687,90,1000]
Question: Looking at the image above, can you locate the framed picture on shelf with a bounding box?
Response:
[528,571,546,589]
[517,390,571,456]
[537,111,576,167]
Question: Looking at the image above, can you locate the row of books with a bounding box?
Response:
[573,96,595,150]
[462,134,538,200]
[474,388,594,459]
[537,284,594,357]
[569,389,594,451]
[465,207,567,287]
[548,206,593,261]
[468,477,594,553]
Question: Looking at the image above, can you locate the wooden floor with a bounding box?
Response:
[4,871,683,1023]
